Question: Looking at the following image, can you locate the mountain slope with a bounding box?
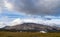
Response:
[3,23,60,32]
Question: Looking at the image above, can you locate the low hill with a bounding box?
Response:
[1,23,60,32]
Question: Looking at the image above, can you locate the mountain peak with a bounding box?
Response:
[3,23,60,32]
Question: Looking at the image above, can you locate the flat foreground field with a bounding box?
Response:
[0,31,60,37]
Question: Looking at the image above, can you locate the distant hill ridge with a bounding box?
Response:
[1,23,60,32]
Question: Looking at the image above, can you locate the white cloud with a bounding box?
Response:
[0,22,6,28]
[10,18,23,26]
[9,18,60,26]
[4,0,13,10]
[0,16,15,28]
[9,18,44,26]
[0,16,60,28]
[48,19,60,25]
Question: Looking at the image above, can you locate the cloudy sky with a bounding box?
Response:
[0,0,60,28]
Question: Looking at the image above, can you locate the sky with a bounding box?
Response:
[0,0,60,28]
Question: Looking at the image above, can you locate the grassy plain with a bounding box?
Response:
[0,31,60,37]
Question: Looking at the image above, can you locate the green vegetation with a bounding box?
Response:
[0,31,60,37]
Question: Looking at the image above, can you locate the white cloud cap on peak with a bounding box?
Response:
[10,18,24,26]
[9,18,60,26]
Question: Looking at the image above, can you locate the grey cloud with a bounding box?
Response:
[0,0,4,7]
[0,0,4,12]
[4,0,60,16]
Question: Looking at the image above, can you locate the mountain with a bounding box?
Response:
[2,23,60,32]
